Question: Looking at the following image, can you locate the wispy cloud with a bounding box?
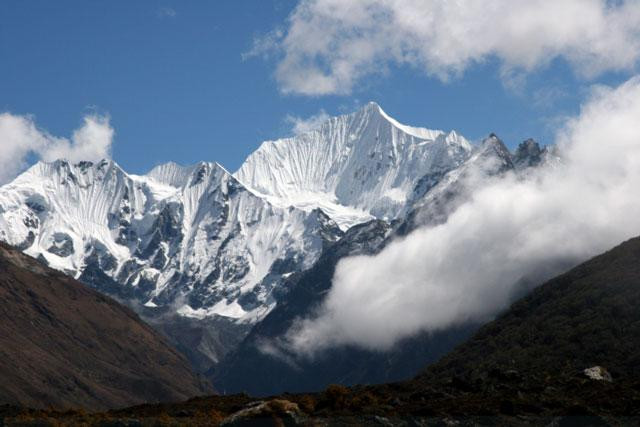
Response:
[243,29,284,61]
[252,0,640,95]
[0,113,114,184]
[532,85,570,110]
[283,75,640,353]
[285,110,330,135]
[157,6,176,19]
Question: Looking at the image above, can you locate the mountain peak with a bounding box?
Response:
[11,158,124,188]
[481,134,510,155]
[29,158,116,172]
[513,138,544,169]
[235,105,473,228]
[362,101,384,116]
[147,161,192,187]
[364,100,382,109]
[471,133,514,172]
[146,161,230,188]
[357,102,447,141]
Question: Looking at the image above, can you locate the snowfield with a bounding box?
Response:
[0,103,476,322]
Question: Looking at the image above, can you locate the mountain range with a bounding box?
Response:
[0,102,555,394]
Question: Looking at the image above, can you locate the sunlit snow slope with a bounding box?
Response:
[235,102,472,229]
[0,102,480,324]
[0,160,341,322]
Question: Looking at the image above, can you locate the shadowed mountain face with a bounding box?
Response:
[213,220,479,396]
[211,136,525,396]
[0,243,211,411]
[7,236,639,425]
[374,235,640,420]
[420,235,640,382]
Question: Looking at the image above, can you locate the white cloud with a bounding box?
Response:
[39,115,113,163]
[0,113,114,184]
[0,114,50,185]
[243,28,284,61]
[532,85,569,110]
[284,75,640,353]
[285,110,330,134]
[157,7,176,18]
[255,0,640,95]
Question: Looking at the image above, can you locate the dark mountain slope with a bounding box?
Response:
[156,234,640,422]
[212,135,518,396]
[5,236,640,424]
[0,243,211,411]
[421,235,640,382]
[214,220,479,396]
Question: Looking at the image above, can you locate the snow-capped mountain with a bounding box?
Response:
[0,102,554,382]
[213,135,555,396]
[0,103,551,326]
[235,102,472,229]
[0,159,341,322]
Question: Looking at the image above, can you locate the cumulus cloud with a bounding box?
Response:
[253,0,640,95]
[0,113,114,184]
[285,110,330,134]
[284,75,640,353]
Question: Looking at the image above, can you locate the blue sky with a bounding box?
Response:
[0,0,635,175]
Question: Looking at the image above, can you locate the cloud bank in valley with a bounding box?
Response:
[284,75,640,353]
[0,113,114,184]
[253,0,640,95]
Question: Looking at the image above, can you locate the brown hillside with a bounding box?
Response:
[0,243,211,410]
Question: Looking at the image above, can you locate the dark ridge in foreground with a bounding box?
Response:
[419,235,640,383]
[3,236,640,425]
[0,243,211,411]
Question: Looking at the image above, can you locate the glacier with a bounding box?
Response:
[235,102,472,229]
[0,159,342,323]
[0,102,475,323]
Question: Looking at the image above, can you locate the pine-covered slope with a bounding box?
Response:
[0,242,209,411]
